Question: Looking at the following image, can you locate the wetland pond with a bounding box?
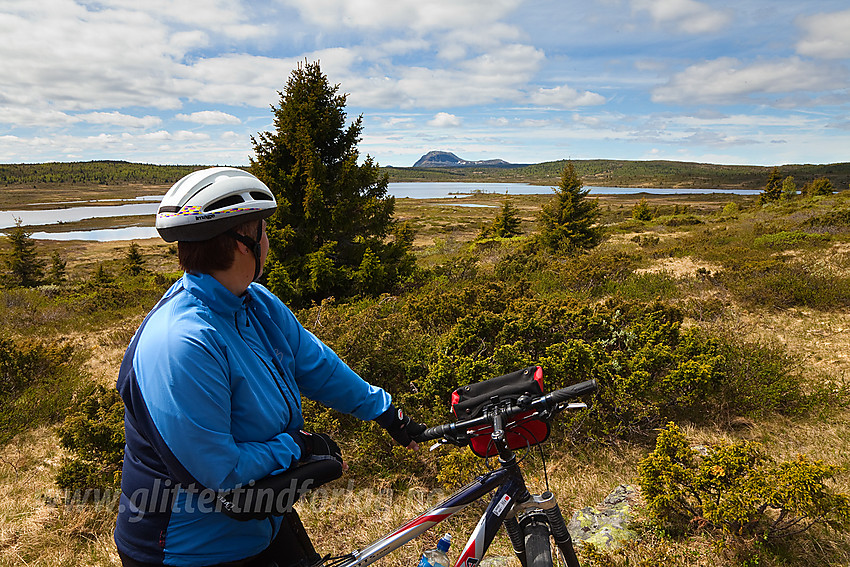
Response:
[0,183,761,241]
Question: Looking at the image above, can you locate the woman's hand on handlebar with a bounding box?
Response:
[375,404,427,450]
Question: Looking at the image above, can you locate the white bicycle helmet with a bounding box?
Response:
[156,167,277,242]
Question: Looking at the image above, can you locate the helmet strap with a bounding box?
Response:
[228,222,263,282]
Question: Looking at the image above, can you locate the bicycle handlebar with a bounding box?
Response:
[542,378,598,406]
[415,378,598,443]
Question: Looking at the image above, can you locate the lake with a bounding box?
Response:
[1,182,762,241]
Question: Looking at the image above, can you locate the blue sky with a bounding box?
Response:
[1,0,848,167]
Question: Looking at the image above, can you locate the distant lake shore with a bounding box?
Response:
[1,182,761,241]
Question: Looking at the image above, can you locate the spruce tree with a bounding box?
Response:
[781,176,797,199]
[49,251,66,284]
[124,242,145,275]
[4,219,44,287]
[92,263,112,285]
[490,196,523,238]
[537,162,601,252]
[806,177,834,197]
[250,61,414,305]
[760,167,782,203]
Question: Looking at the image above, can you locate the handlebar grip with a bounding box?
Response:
[416,422,454,442]
[546,379,598,405]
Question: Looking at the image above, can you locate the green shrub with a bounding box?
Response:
[300,289,813,466]
[717,260,850,310]
[804,209,850,233]
[753,230,829,249]
[664,215,703,227]
[639,423,850,540]
[604,272,679,302]
[722,202,740,217]
[0,336,89,444]
[632,198,654,221]
[557,252,639,296]
[805,177,834,197]
[631,234,660,248]
[56,385,125,492]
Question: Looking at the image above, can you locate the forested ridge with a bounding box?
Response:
[4,159,850,190]
[385,158,850,189]
[0,161,205,186]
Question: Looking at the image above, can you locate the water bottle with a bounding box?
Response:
[417,533,452,567]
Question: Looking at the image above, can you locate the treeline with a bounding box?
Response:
[5,159,850,191]
[385,159,850,190]
[0,161,207,186]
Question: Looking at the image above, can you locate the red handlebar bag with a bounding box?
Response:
[451,366,550,457]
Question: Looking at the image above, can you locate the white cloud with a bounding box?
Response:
[376,117,416,129]
[0,0,284,122]
[0,2,194,112]
[174,54,298,107]
[175,111,242,125]
[276,0,541,111]
[0,106,162,129]
[77,112,163,128]
[529,85,606,109]
[796,9,850,59]
[78,0,267,40]
[281,0,522,32]
[652,57,839,105]
[520,119,553,128]
[0,106,77,128]
[428,113,462,127]
[344,43,545,110]
[632,0,731,33]
[140,130,210,141]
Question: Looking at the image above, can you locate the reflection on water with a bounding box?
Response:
[30,226,161,241]
[0,202,158,230]
[6,182,761,241]
[390,182,543,199]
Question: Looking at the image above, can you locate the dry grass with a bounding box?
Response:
[0,427,120,567]
[63,318,144,387]
[734,308,850,381]
[633,256,723,279]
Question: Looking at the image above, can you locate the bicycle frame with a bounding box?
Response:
[337,464,527,567]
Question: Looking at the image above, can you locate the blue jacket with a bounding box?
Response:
[115,272,391,566]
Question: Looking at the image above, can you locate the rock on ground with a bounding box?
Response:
[567,484,639,550]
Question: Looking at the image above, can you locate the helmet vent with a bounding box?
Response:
[250,191,274,201]
[205,195,244,212]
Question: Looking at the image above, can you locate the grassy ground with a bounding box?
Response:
[0,189,849,566]
[0,184,169,209]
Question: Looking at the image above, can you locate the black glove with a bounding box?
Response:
[375,404,426,447]
[294,431,343,465]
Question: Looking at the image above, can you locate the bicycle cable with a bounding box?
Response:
[537,442,550,493]
[319,552,357,567]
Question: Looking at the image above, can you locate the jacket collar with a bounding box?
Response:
[182,272,250,317]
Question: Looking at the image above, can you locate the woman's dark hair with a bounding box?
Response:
[177,220,260,274]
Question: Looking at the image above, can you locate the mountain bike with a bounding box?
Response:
[328,367,597,567]
[223,367,597,567]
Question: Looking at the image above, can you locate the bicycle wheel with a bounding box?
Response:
[523,519,553,567]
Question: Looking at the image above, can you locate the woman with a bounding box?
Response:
[115,167,422,567]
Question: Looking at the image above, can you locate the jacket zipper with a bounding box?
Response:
[234,310,296,421]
